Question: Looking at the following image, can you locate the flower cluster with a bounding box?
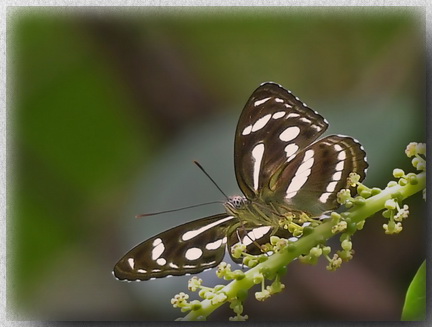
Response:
[382,198,408,234]
[337,173,381,208]
[278,211,321,237]
[380,143,426,234]
[249,262,287,304]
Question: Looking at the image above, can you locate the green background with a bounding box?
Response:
[8,7,425,321]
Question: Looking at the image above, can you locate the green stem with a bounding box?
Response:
[181,171,425,321]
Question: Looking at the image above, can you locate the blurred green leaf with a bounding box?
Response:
[401,260,426,321]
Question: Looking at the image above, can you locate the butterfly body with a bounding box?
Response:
[113,82,368,281]
[224,195,304,230]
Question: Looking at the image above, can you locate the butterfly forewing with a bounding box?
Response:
[114,214,238,281]
[234,82,328,199]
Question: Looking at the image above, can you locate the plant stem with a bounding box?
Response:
[181,171,425,321]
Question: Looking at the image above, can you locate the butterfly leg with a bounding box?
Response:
[238,220,267,256]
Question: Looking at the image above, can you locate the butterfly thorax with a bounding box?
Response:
[224,195,303,230]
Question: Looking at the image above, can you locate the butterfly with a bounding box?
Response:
[113,82,368,281]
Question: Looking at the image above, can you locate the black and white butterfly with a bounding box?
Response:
[113,82,368,281]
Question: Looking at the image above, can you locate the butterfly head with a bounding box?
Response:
[224,195,248,213]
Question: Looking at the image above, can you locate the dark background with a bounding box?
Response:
[8,7,425,321]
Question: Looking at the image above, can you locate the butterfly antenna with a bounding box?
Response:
[193,160,229,200]
[136,201,222,218]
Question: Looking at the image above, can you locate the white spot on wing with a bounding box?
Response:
[326,181,338,192]
[244,226,271,244]
[319,192,331,203]
[242,237,253,246]
[286,174,308,198]
[275,98,284,103]
[287,154,296,162]
[156,258,166,266]
[152,242,165,260]
[284,143,299,157]
[128,258,135,269]
[304,149,314,161]
[252,143,265,190]
[279,126,300,142]
[334,144,343,151]
[242,125,252,136]
[300,117,311,124]
[254,97,271,106]
[205,239,224,250]
[286,150,314,198]
[182,216,234,241]
[332,171,342,180]
[338,151,346,160]
[153,238,162,246]
[185,248,203,261]
[272,111,285,119]
[335,161,345,171]
[252,114,272,132]
[286,112,299,118]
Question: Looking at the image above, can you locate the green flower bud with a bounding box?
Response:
[252,273,263,284]
[310,246,323,257]
[393,168,405,178]
[405,142,417,157]
[385,199,396,210]
[341,239,352,251]
[407,174,418,185]
[416,143,426,155]
[322,246,331,255]
[417,161,425,171]
[359,189,372,198]
[371,187,382,195]
[270,236,280,245]
[255,289,271,301]
[353,196,366,206]
[398,178,407,186]
[233,270,245,280]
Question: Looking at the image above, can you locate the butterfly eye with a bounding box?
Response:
[228,196,247,209]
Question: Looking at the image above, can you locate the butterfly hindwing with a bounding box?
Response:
[266,134,368,216]
[234,82,328,199]
[114,214,238,281]
[227,224,295,263]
